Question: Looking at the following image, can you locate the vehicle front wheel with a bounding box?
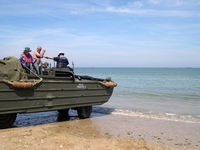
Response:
[0,113,17,129]
[77,106,92,119]
[58,109,69,116]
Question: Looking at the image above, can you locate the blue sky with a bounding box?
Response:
[0,0,200,67]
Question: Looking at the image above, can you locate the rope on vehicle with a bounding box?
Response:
[98,81,117,88]
[2,78,43,89]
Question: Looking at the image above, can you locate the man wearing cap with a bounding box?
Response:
[39,62,49,74]
[19,47,35,73]
[45,51,69,68]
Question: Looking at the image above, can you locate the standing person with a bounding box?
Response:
[45,51,69,68]
[33,46,46,74]
[19,47,35,73]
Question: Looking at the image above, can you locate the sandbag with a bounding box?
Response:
[0,56,28,81]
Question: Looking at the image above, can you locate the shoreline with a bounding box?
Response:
[0,112,200,150]
[92,114,200,149]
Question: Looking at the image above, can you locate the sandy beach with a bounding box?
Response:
[0,111,200,150]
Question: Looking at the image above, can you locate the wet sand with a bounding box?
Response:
[0,111,200,150]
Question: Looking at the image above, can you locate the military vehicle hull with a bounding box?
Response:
[0,57,117,129]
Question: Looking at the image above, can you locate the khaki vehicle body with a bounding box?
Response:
[0,56,117,129]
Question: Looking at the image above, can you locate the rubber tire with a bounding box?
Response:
[0,113,17,129]
[58,109,69,116]
[77,106,92,119]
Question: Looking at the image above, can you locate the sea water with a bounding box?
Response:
[75,68,200,124]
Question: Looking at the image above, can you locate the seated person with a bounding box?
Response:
[39,62,49,74]
[19,47,36,73]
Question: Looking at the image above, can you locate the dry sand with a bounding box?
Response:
[0,111,200,150]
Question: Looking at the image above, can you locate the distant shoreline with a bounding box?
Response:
[74,67,199,69]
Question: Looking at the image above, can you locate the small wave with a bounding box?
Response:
[92,107,200,124]
[112,109,200,124]
[92,106,115,114]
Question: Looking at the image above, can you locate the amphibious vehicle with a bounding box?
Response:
[0,56,117,129]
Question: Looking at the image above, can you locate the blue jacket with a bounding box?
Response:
[54,56,69,68]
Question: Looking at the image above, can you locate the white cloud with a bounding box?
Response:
[0,0,199,18]
[148,0,161,5]
[127,2,143,8]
